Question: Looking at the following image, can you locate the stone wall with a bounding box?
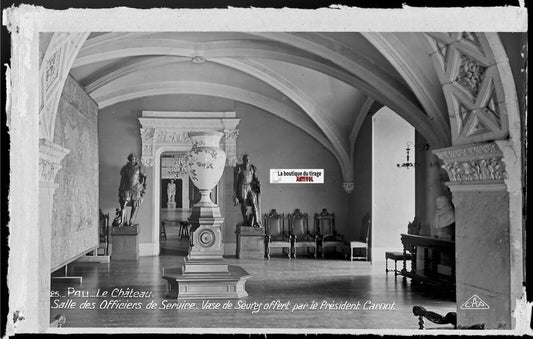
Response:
[98,95,350,252]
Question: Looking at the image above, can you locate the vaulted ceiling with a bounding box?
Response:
[67,32,451,182]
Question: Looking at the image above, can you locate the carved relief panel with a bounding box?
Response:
[433,142,507,184]
[424,32,509,146]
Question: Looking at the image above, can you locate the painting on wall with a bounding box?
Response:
[50,75,99,271]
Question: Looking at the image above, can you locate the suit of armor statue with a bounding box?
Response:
[118,153,147,226]
[233,154,261,227]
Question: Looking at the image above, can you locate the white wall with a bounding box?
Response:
[372,107,415,262]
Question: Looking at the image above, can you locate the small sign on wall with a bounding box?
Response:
[270,169,324,184]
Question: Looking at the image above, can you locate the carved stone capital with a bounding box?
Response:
[433,142,507,183]
[39,139,70,185]
[342,182,354,194]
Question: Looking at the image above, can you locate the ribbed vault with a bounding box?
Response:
[43,31,461,184]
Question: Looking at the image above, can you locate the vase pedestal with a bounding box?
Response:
[162,131,251,299]
[162,213,252,299]
[163,258,252,299]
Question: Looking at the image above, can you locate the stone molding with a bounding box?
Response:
[222,129,239,167]
[39,139,70,185]
[139,112,240,167]
[433,142,507,183]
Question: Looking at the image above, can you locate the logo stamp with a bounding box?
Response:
[460,295,490,310]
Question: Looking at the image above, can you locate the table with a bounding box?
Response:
[400,234,455,290]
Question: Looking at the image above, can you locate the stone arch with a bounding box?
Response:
[40,33,90,141]
[425,32,523,329]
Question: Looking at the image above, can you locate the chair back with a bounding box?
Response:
[99,209,109,240]
[290,209,308,236]
[361,213,371,243]
[315,208,335,235]
[265,209,285,236]
[407,217,421,235]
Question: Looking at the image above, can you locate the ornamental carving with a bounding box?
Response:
[223,129,239,142]
[433,142,507,183]
[140,128,155,142]
[141,156,154,167]
[39,139,70,184]
[142,144,153,156]
[138,113,240,168]
[342,182,354,194]
[455,55,486,97]
[40,159,62,184]
[45,50,60,91]
[441,157,507,182]
[222,129,239,167]
[154,130,190,143]
[433,142,500,162]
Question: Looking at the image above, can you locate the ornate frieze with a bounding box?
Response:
[154,130,191,143]
[433,142,507,183]
[455,54,486,97]
[39,139,70,185]
[441,158,507,182]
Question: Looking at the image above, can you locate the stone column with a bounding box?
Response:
[39,139,70,330]
[433,141,516,329]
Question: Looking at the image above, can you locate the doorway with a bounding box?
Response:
[160,152,192,255]
[371,107,415,263]
[159,151,220,255]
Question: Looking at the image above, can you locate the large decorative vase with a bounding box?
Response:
[187,131,226,208]
[162,131,252,300]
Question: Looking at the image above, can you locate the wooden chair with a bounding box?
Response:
[289,209,318,258]
[179,221,190,239]
[98,209,110,255]
[264,209,291,259]
[315,208,343,258]
[160,221,168,240]
[350,213,371,261]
